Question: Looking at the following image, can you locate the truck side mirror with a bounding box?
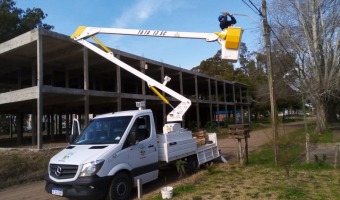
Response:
[70,119,80,145]
[69,134,76,144]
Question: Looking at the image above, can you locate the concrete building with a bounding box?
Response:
[0,28,250,149]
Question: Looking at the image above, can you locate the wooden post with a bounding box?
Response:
[306,132,310,163]
[245,136,249,164]
[262,0,279,165]
[228,124,250,165]
[237,138,244,165]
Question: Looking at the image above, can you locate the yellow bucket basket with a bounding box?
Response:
[225,27,242,49]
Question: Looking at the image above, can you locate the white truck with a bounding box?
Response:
[45,26,242,200]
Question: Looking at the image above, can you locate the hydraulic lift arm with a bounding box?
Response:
[71,26,219,42]
[70,26,242,123]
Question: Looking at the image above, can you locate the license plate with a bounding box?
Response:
[52,188,63,196]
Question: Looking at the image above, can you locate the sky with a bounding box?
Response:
[16,0,263,70]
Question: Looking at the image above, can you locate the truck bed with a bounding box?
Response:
[157,131,220,164]
[196,133,220,165]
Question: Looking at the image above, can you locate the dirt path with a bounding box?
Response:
[0,121,306,200]
[219,121,306,160]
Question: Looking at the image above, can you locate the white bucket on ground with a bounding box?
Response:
[161,186,173,199]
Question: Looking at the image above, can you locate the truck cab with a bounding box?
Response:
[45,109,159,200]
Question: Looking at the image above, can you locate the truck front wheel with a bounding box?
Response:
[106,172,132,200]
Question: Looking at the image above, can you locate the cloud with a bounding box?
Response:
[113,0,174,28]
[107,0,184,47]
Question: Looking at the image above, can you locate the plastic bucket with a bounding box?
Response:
[161,186,173,199]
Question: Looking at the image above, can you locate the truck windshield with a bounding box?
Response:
[75,116,132,145]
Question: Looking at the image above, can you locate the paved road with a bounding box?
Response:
[0,122,307,200]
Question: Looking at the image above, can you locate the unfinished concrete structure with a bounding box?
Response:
[0,28,250,149]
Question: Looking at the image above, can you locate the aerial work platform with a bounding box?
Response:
[71,26,243,63]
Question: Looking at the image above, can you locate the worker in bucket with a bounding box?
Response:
[214,11,237,40]
[218,11,236,30]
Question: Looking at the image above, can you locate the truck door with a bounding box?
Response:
[124,115,158,180]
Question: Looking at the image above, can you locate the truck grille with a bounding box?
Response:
[50,164,78,179]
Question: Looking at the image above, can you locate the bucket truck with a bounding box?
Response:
[45,26,242,200]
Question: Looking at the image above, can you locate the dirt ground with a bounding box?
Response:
[0,120,338,200]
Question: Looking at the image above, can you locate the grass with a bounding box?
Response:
[144,124,340,200]
[145,163,340,200]
[0,149,60,189]
[1,121,339,199]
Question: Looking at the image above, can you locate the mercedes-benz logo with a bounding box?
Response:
[55,166,62,177]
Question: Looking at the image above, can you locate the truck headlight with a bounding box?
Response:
[80,160,104,177]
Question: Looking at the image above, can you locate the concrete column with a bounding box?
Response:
[179,71,185,127]
[215,80,218,102]
[196,103,200,128]
[223,82,227,120]
[31,112,37,145]
[37,32,43,149]
[65,70,69,88]
[239,87,242,103]
[223,82,227,102]
[161,66,166,125]
[215,80,219,127]
[10,116,13,138]
[179,71,183,95]
[208,79,212,121]
[248,105,251,122]
[51,115,55,141]
[115,54,121,111]
[83,47,90,126]
[195,75,201,127]
[162,103,166,126]
[209,103,213,122]
[58,113,62,135]
[241,106,244,124]
[31,61,38,145]
[66,114,70,142]
[47,114,51,137]
[17,68,22,89]
[195,75,198,100]
[32,62,37,86]
[140,61,146,98]
[245,88,250,122]
[239,87,243,123]
[16,113,23,145]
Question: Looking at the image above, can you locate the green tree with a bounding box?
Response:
[192,43,269,121]
[192,49,235,80]
[0,0,53,43]
[237,44,268,120]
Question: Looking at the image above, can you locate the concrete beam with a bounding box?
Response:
[0,29,38,55]
[0,87,38,104]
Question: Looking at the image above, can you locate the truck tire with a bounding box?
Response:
[106,172,132,200]
[186,155,199,174]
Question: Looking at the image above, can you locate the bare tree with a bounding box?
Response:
[269,0,340,133]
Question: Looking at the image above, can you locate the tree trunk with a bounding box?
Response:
[326,100,338,123]
[314,99,328,133]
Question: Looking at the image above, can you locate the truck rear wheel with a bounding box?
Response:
[106,172,132,200]
[186,155,199,174]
